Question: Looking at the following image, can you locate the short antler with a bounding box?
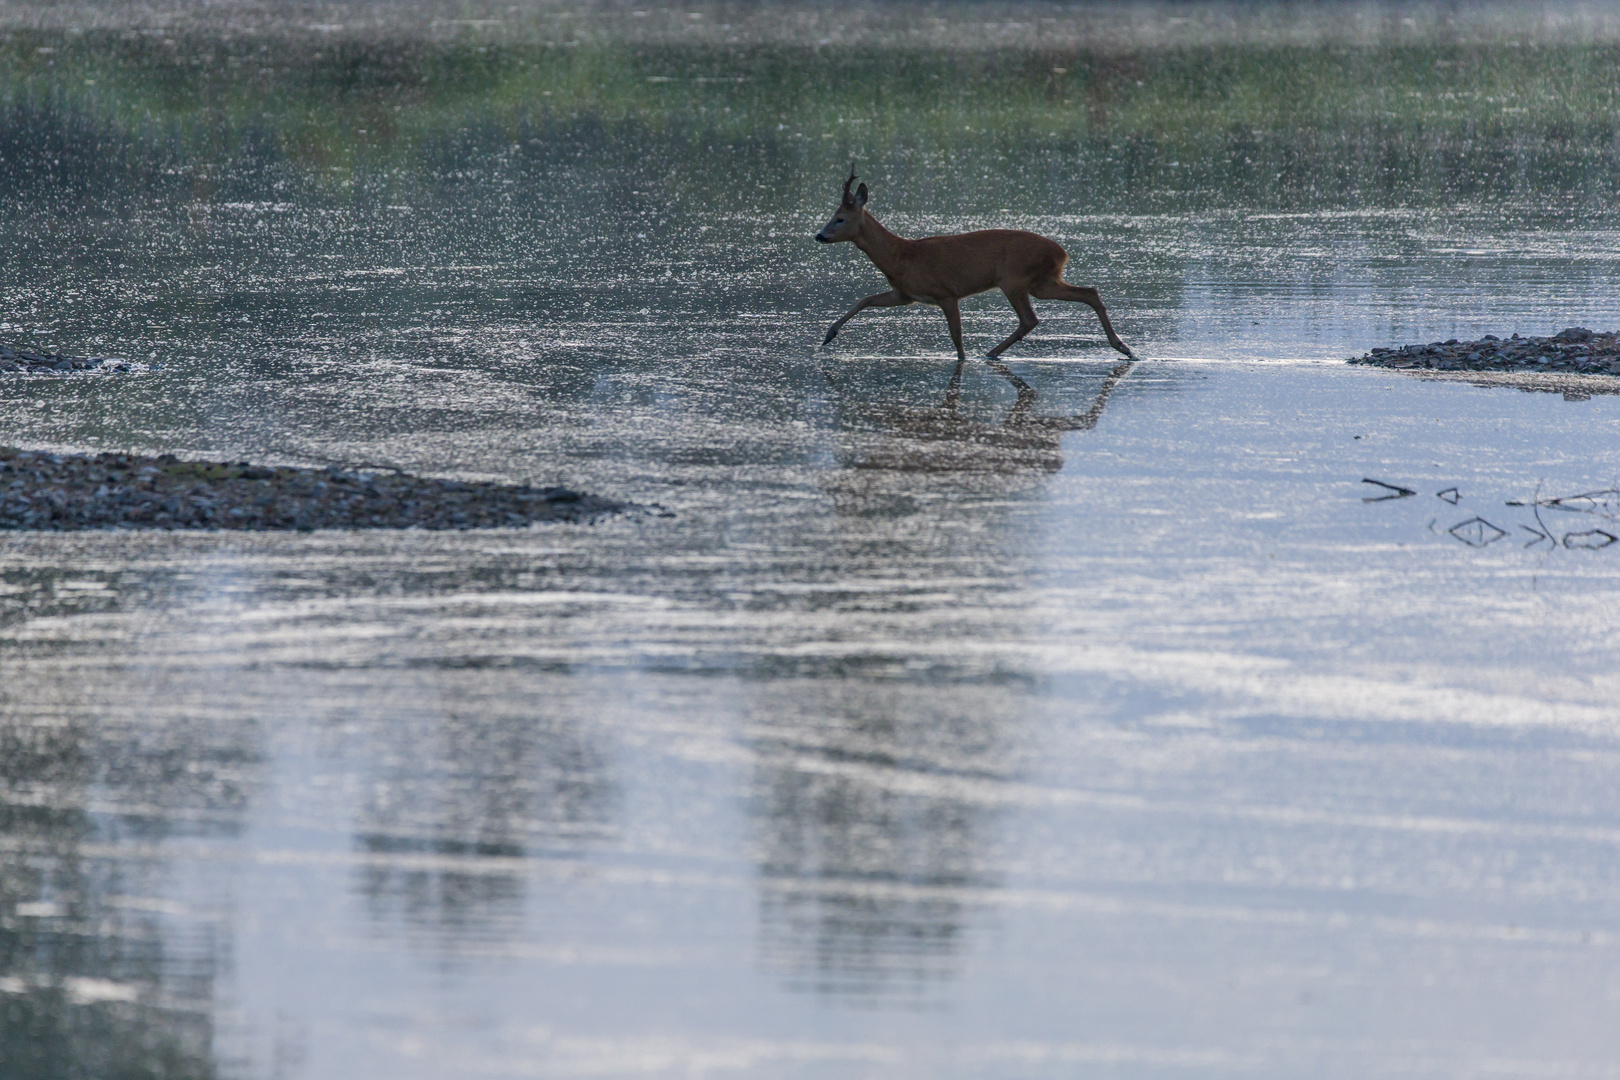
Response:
[841,164,858,206]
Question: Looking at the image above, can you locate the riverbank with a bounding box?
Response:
[0,448,626,531]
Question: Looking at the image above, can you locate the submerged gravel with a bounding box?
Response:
[0,448,627,531]
[1347,327,1620,373]
[1,341,134,374]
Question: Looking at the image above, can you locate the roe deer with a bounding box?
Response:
[815,167,1134,361]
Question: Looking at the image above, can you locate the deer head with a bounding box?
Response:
[815,165,868,244]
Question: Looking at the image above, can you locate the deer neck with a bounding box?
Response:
[852,215,909,277]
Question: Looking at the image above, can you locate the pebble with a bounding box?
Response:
[0,341,132,375]
[0,449,630,532]
[1347,327,1620,374]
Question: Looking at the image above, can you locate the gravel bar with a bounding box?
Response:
[2,341,133,374]
[0,448,628,532]
[1347,326,1620,374]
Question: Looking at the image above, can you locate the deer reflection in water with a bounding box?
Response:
[826,359,1134,512]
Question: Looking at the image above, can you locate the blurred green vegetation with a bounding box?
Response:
[4,26,1619,174]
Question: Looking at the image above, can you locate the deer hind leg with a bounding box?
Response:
[988,289,1039,358]
[1029,281,1134,358]
[939,297,967,362]
[823,289,912,345]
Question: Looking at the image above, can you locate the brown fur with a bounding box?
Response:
[815,174,1134,361]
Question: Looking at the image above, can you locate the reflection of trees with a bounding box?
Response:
[748,682,1022,1001]
[826,359,1133,515]
[354,686,616,944]
[0,796,218,1080]
[0,583,261,1080]
[10,30,1620,215]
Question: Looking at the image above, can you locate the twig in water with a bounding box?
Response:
[1361,478,1416,502]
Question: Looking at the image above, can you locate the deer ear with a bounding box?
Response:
[855,183,868,208]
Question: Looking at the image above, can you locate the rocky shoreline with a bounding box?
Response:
[1,342,134,374]
[1346,327,1620,374]
[0,448,627,532]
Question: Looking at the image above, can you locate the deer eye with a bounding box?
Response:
[834,218,845,225]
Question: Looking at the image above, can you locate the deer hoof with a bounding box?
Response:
[822,330,838,345]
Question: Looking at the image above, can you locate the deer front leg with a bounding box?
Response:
[822,289,912,345]
[939,297,967,362]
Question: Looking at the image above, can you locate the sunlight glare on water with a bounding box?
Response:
[2,2,1620,1077]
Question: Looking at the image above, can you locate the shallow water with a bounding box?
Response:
[4,4,1620,1078]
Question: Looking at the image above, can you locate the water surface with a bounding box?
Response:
[4,3,1620,1077]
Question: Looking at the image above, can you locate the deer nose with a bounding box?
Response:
[814,233,830,243]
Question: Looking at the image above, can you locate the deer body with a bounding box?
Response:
[816,169,1134,361]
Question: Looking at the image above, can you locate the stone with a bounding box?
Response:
[0,448,630,532]
[1345,328,1620,379]
[2,343,135,377]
